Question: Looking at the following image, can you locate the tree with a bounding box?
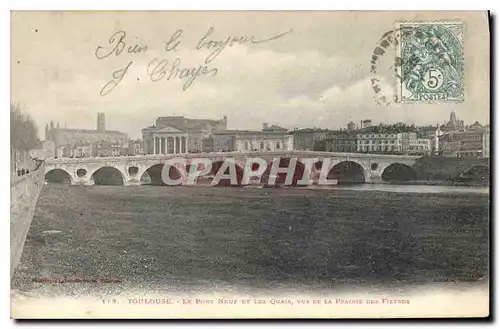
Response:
[11,103,39,172]
[10,103,39,151]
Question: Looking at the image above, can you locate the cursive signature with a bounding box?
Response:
[196,27,293,64]
[95,30,148,59]
[147,57,218,91]
[100,61,133,96]
[95,27,291,95]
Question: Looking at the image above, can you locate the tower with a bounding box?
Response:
[45,124,49,141]
[223,115,228,129]
[347,121,355,131]
[97,113,105,132]
[449,110,457,126]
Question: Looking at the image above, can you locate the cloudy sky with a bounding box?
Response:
[11,11,489,139]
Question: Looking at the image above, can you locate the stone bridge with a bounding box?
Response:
[44,151,421,186]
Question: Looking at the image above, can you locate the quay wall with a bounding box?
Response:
[10,161,45,279]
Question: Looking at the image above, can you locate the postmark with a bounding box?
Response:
[370,26,416,106]
[396,21,465,103]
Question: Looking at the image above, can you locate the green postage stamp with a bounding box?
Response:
[397,21,465,103]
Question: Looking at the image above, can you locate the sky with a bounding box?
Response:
[11,11,490,140]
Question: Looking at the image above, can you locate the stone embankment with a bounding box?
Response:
[11,161,45,279]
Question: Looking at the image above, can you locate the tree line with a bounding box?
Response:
[11,103,39,151]
[11,103,39,174]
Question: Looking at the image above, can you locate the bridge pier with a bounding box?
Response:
[368,174,383,184]
[124,180,142,186]
[72,178,94,186]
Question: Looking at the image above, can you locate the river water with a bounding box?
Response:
[12,182,490,297]
[297,183,489,194]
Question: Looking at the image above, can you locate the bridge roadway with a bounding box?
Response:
[44,150,420,186]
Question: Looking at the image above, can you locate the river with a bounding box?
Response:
[11,183,490,297]
[296,183,489,194]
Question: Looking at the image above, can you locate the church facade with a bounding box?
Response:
[45,113,129,158]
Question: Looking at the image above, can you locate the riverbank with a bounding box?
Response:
[12,184,489,298]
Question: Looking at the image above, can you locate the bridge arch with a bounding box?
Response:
[185,162,211,185]
[139,163,184,186]
[261,158,307,186]
[90,166,126,186]
[381,163,417,182]
[45,168,73,184]
[209,160,245,186]
[328,161,366,184]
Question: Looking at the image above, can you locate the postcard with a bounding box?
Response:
[10,10,490,319]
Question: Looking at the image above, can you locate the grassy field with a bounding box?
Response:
[11,184,490,296]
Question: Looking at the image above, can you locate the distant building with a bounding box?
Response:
[73,143,93,158]
[483,126,490,158]
[357,132,402,153]
[469,121,484,130]
[142,125,189,155]
[97,112,106,132]
[289,128,329,151]
[417,125,443,155]
[29,140,56,160]
[360,119,372,129]
[441,110,465,132]
[142,115,227,154]
[357,131,431,155]
[347,121,356,132]
[439,129,488,158]
[45,113,129,158]
[128,139,144,155]
[262,123,288,132]
[93,141,128,157]
[211,124,293,152]
[324,131,357,153]
[407,138,432,156]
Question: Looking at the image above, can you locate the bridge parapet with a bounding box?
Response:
[44,151,423,186]
[45,151,421,165]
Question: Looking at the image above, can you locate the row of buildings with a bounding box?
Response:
[32,113,294,159]
[141,116,294,154]
[291,111,490,158]
[31,110,490,160]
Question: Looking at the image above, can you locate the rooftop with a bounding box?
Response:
[58,128,126,135]
[212,130,289,136]
[263,124,288,132]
